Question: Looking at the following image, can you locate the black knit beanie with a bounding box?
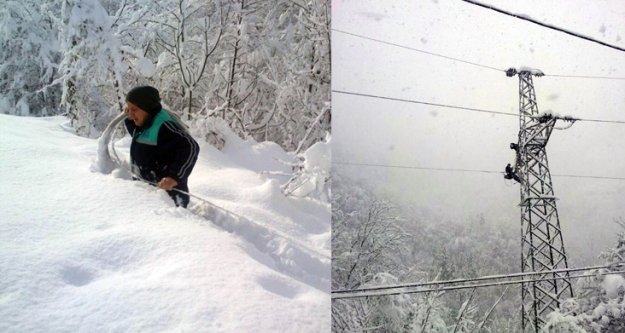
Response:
[126,86,162,115]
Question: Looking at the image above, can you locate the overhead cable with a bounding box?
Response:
[334,28,625,80]
[333,90,625,124]
[546,74,625,80]
[332,28,505,72]
[332,269,625,299]
[460,0,625,53]
[332,263,621,294]
[333,161,625,181]
[333,264,613,294]
[333,161,501,175]
[333,90,518,117]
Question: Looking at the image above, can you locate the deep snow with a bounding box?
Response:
[0,114,330,332]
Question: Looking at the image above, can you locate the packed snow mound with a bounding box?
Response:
[518,66,545,76]
[303,136,331,171]
[0,114,330,332]
[289,136,331,200]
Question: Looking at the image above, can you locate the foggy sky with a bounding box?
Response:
[332,0,625,265]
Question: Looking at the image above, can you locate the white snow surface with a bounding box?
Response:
[0,114,330,332]
[291,137,331,199]
[303,138,331,172]
[518,66,545,76]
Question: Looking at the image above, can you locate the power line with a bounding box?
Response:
[569,117,625,125]
[546,74,625,81]
[334,161,501,175]
[333,90,625,125]
[332,28,505,72]
[332,270,625,299]
[334,28,625,81]
[460,0,625,53]
[333,161,625,181]
[333,265,611,294]
[550,173,625,181]
[332,90,518,117]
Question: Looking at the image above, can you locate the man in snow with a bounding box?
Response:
[124,86,199,208]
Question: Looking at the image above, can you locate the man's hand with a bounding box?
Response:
[158,177,178,191]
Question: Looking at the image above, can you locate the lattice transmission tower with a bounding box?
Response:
[504,68,575,332]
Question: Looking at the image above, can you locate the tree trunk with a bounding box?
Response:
[187,89,193,120]
[224,0,245,119]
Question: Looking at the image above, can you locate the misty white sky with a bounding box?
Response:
[332,0,625,265]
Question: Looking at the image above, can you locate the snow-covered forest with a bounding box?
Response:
[0,0,330,151]
[332,172,625,332]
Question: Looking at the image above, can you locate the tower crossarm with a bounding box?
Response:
[523,117,556,148]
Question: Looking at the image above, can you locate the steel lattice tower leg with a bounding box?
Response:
[506,69,574,332]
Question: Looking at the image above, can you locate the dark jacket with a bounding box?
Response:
[124,109,199,206]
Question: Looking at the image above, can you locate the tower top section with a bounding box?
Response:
[506,67,545,77]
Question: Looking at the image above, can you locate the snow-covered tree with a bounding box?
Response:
[333,273,413,332]
[332,174,464,332]
[142,0,225,120]
[1,0,330,152]
[0,1,61,116]
[332,172,525,332]
[55,0,142,136]
[332,184,408,290]
[331,174,410,331]
[542,218,625,332]
[256,0,331,150]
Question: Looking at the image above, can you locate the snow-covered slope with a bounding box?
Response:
[0,114,330,332]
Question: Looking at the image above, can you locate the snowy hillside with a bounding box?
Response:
[0,114,330,332]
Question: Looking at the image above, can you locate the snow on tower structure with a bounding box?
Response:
[505,67,574,332]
